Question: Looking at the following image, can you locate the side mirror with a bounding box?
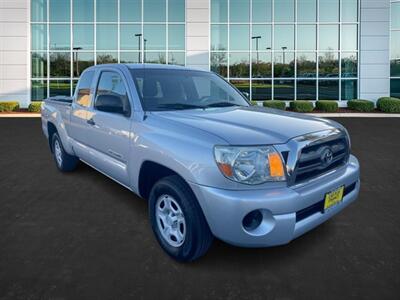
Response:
[95,94,130,116]
[242,91,250,99]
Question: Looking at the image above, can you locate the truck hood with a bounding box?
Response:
[150,106,340,145]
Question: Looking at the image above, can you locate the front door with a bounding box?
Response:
[84,70,132,187]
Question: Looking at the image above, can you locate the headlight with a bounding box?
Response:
[214,146,286,184]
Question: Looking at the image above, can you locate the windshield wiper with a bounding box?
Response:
[157,103,206,110]
[205,102,242,108]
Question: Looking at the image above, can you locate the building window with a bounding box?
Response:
[30,0,185,100]
[210,0,359,101]
[391,0,400,97]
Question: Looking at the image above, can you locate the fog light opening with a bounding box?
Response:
[242,210,263,231]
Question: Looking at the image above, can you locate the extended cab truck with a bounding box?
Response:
[41,64,360,262]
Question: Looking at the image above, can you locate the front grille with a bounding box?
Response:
[296,182,357,222]
[293,136,349,184]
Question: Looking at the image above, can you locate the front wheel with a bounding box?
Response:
[149,175,213,262]
[51,133,79,172]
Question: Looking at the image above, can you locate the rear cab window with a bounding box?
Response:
[75,71,95,107]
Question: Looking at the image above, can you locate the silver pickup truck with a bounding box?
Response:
[41,64,360,262]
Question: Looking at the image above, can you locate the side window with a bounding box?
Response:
[75,71,94,107]
[94,71,131,116]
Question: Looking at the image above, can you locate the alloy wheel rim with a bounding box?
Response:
[155,194,186,248]
[54,140,62,166]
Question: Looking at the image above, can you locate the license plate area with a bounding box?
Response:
[324,185,345,210]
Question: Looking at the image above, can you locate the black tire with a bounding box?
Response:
[51,133,79,172]
[149,175,214,262]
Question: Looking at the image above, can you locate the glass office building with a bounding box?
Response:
[0,0,395,106]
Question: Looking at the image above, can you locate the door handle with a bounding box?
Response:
[87,118,96,126]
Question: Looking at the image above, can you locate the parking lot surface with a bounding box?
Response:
[0,118,399,299]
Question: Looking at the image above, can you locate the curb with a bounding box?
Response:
[0,114,41,118]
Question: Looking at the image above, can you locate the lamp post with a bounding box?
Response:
[144,38,147,63]
[73,47,82,76]
[281,46,287,64]
[251,36,262,65]
[135,33,142,63]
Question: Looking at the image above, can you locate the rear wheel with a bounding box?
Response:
[149,175,213,262]
[51,133,79,172]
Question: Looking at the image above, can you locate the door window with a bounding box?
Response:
[94,71,131,115]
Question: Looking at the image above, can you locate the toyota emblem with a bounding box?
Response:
[321,147,333,166]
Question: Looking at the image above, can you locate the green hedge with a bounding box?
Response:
[377,97,400,113]
[250,100,259,106]
[28,102,42,112]
[0,101,19,112]
[347,99,375,112]
[315,100,339,112]
[263,100,286,110]
[289,101,314,113]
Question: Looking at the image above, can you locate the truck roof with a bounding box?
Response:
[85,63,208,73]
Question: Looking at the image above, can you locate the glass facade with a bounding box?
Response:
[30,0,185,100]
[391,0,400,97]
[210,0,359,101]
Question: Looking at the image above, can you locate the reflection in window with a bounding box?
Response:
[252,80,272,100]
[252,52,272,78]
[144,0,166,22]
[31,0,47,22]
[73,0,94,22]
[73,52,94,77]
[50,52,70,77]
[342,0,358,22]
[275,0,294,22]
[319,52,339,78]
[319,0,339,22]
[211,52,228,77]
[319,25,339,51]
[230,80,250,97]
[49,80,71,97]
[169,0,185,22]
[211,0,228,23]
[168,52,185,66]
[342,25,358,51]
[252,25,272,51]
[97,25,118,50]
[31,80,47,101]
[392,2,400,29]
[32,24,47,51]
[144,52,166,64]
[319,80,339,100]
[297,52,316,78]
[73,25,94,50]
[274,80,294,100]
[97,0,117,22]
[274,52,294,78]
[230,25,249,51]
[50,25,70,50]
[274,25,294,50]
[341,80,357,100]
[297,80,316,100]
[252,0,272,23]
[32,52,47,78]
[120,52,140,64]
[211,25,228,50]
[391,79,400,98]
[297,25,316,51]
[230,0,249,23]
[391,31,400,77]
[144,25,166,50]
[49,0,69,22]
[120,0,141,22]
[169,25,185,50]
[341,53,358,78]
[297,0,316,22]
[120,25,141,50]
[97,52,118,64]
[75,71,94,107]
[229,53,250,78]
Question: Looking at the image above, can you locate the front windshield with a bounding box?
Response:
[130,68,250,111]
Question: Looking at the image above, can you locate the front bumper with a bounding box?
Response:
[189,155,360,247]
